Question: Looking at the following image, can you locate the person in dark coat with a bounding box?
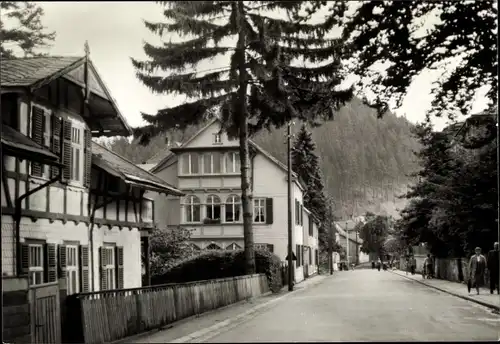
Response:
[469,247,487,295]
[410,256,417,275]
[377,258,381,271]
[487,242,499,294]
[371,261,375,269]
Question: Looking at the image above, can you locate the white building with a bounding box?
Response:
[147,118,320,283]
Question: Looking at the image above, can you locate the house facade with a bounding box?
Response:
[335,220,368,264]
[1,54,182,343]
[147,119,319,283]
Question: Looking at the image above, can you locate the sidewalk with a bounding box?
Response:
[391,269,500,312]
[116,274,328,344]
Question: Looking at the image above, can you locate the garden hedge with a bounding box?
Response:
[151,249,283,293]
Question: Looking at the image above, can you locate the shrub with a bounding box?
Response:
[151,249,283,293]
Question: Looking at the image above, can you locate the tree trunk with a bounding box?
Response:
[236,0,255,275]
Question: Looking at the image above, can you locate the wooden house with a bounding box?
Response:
[1,51,183,343]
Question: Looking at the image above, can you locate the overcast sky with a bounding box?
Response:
[35,1,490,132]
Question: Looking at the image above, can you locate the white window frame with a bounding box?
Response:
[226,243,241,251]
[182,153,199,175]
[206,243,221,250]
[28,244,44,286]
[66,245,80,295]
[203,153,221,174]
[224,195,241,223]
[184,195,201,223]
[102,246,116,291]
[213,133,222,144]
[225,152,240,174]
[253,198,266,224]
[205,195,221,221]
[70,125,84,185]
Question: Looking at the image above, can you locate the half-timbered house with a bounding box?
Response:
[1,51,183,343]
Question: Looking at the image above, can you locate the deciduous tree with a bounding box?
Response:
[132,1,353,274]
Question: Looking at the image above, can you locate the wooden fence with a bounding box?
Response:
[65,274,269,344]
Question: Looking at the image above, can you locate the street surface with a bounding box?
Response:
[201,270,500,342]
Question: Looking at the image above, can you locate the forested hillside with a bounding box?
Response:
[104,97,420,218]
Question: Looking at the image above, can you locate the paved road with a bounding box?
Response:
[202,270,500,342]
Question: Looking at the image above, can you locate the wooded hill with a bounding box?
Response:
[105,97,420,219]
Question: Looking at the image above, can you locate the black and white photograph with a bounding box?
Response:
[1,1,498,343]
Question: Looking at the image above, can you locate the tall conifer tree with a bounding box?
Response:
[292,124,328,246]
[132,1,353,274]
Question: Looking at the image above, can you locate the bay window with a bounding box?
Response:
[182,153,199,174]
[225,152,240,173]
[225,195,241,223]
[203,152,222,174]
[184,195,201,223]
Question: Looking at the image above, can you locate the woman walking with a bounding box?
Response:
[468,247,487,295]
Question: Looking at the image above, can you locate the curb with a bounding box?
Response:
[171,275,328,343]
[389,270,500,312]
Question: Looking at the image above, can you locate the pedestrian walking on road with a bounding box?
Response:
[468,247,487,295]
[486,242,499,294]
[405,257,410,275]
[377,258,381,272]
[410,256,417,275]
[423,254,433,279]
[371,260,375,269]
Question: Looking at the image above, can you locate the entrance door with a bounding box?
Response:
[30,283,61,343]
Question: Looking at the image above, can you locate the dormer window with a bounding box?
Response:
[213,133,221,144]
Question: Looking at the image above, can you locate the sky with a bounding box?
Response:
[15,2,493,132]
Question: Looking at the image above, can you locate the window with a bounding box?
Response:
[225,195,241,223]
[184,195,201,223]
[66,245,79,295]
[226,243,241,250]
[203,152,221,174]
[101,246,115,290]
[253,198,266,223]
[182,153,199,174]
[205,195,221,222]
[225,152,240,173]
[29,244,44,286]
[42,114,51,177]
[71,126,82,182]
[213,133,221,144]
[255,243,273,252]
[295,200,300,224]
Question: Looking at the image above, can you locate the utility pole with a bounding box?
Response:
[286,121,294,291]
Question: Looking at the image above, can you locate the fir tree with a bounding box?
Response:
[0,1,55,58]
[292,124,328,247]
[132,1,353,274]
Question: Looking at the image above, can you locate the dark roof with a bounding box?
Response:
[91,142,183,196]
[1,56,132,137]
[1,124,60,164]
[1,56,83,87]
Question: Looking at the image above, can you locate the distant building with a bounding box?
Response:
[145,118,320,283]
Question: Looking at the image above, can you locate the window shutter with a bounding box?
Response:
[309,216,313,236]
[61,119,72,182]
[20,243,30,276]
[51,115,62,178]
[299,204,304,226]
[31,106,44,177]
[99,247,107,291]
[79,245,90,292]
[116,246,124,289]
[265,198,273,224]
[309,247,312,263]
[58,244,67,276]
[44,243,57,283]
[295,200,299,224]
[84,129,92,188]
[296,244,299,267]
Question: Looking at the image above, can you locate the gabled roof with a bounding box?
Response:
[1,56,132,137]
[91,142,183,196]
[1,124,61,165]
[149,118,304,189]
[1,56,83,86]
